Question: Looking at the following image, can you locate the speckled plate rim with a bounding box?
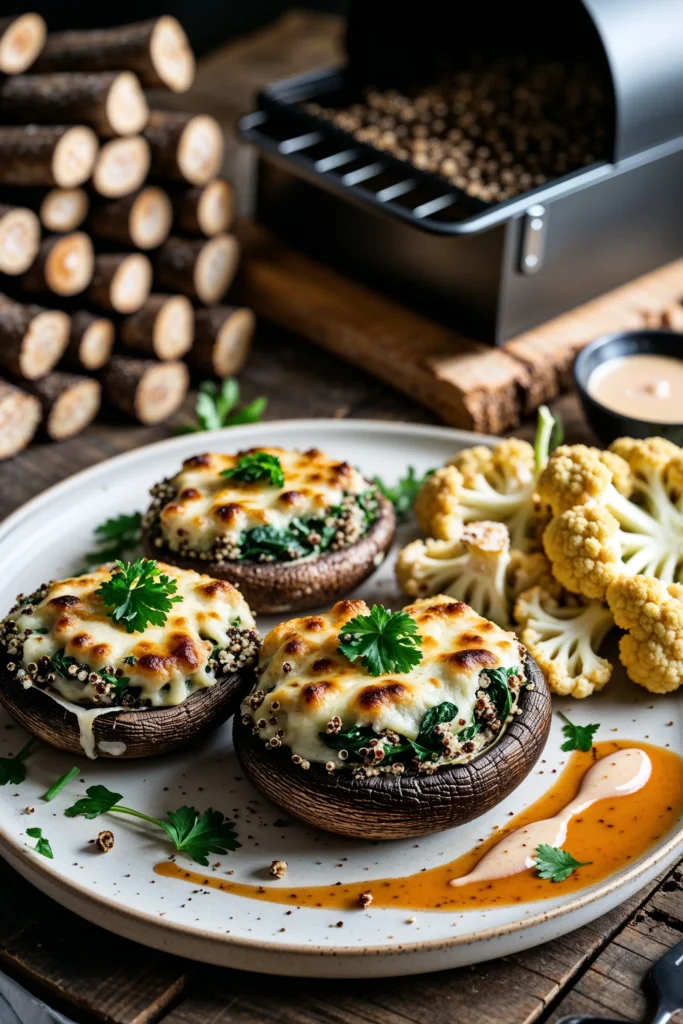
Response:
[0,418,681,964]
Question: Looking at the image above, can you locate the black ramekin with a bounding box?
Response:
[574,329,683,445]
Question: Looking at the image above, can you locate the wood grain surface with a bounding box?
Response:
[1,11,682,1024]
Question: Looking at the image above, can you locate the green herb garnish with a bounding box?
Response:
[559,713,599,753]
[174,379,267,434]
[372,467,434,522]
[42,766,80,802]
[222,451,285,487]
[0,737,39,786]
[65,785,239,867]
[96,558,182,634]
[26,826,53,859]
[535,844,591,882]
[338,605,423,677]
[84,513,142,569]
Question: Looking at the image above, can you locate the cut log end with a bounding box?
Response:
[192,306,255,377]
[111,253,153,313]
[40,188,89,232]
[0,379,41,459]
[195,234,240,305]
[105,70,148,136]
[194,179,233,236]
[150,16,195,93]
[0,13,46,75]
[69,312,115,371]
[43,232,94,296]
[0,206,40,275]
[103,356,189,424]
[26,372,101,440]
[178,115,224,185]
[52,126,99,189]
[93,136,150,198]
[154,295,193,358]
[20,310,71,380]
[130,186,172,249]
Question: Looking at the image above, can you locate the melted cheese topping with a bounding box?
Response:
[11,562,256,707]
[246,595,522,764]
[156,447,369,553]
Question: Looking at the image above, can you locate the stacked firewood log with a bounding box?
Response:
[0,13,255,460]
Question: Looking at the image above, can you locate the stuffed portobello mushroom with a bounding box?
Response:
[233,594,551,839]
[0,559,260,759]
[141,447,396,614]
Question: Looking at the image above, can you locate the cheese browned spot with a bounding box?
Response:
[5,562,257,708]
[151,447,372,554]
[244,595,522,765]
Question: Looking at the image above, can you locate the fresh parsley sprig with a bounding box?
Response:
[84,513,142,569]
[535,844,591,882]
[372,467,434,522]
[26,826,53,859]
[338,605,423,677]
[65,785,240,867]
[560,713,599,753]
[96,558,182,634]
[222,451,284,487]
[0,737,39,786]
[175,379,267,434]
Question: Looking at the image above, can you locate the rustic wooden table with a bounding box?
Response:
[0,12,681,1024]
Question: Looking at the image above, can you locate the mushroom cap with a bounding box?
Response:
[0,665,255,759]
[142,493,396,614]
[232,653,551,839]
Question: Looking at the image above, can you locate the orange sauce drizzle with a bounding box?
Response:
[155,740,683,911]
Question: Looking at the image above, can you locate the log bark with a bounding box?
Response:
[171,179,233,237]
[88,187,172,250]
[101,355,189,424]
[0,126,98,188]
[0,13,46,75]
[83,252,152,314]
[153,234,239,305]
[0,295,69,380]
[22,233,94,298]
[144,111,223,185]
[0,377,41,459]
[23,371,101,440]
[34,17,194,93]
[189,305,255,377]
[0,70,148,137]
[64,310,114,371]
[120,294,193,360]
[0,203,40,275]
[92,136,150,198]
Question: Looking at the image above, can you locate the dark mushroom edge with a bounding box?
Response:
[232,652,551,840]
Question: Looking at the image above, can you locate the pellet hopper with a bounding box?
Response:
[241,0,683,344]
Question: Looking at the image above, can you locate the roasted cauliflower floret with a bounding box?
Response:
[507,549,562,602]
[414,465,463,541]
[540,440,683,597]
[606,574,683,693]
[396,521,511,627]
[514,586,613,698]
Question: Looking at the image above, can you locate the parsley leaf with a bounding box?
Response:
[222,451,284,487]
[372,467,434,522]
[64,786,240,866]
[26,826,53,859]
[96,558,182,634]
[560,713,599,752]
[338,605,423,676]
[535,844,592,882]
[84,512,142,568]
[0,737,39,786]
[174,379,267,434]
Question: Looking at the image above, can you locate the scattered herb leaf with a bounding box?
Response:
[222,451,285,487]
[96,558,182,634]
[338,605,423,677]
[0,737,39,786]
[560,713,599,752]
[65,785,239,867]
[42,766,81,802]
[372,467,434,522]
[174,379,267,434]
[26,826,53,859]
[84,513,142,568]
[535,844,591,882]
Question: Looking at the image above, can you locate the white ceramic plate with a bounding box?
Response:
[0,420,681,978]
